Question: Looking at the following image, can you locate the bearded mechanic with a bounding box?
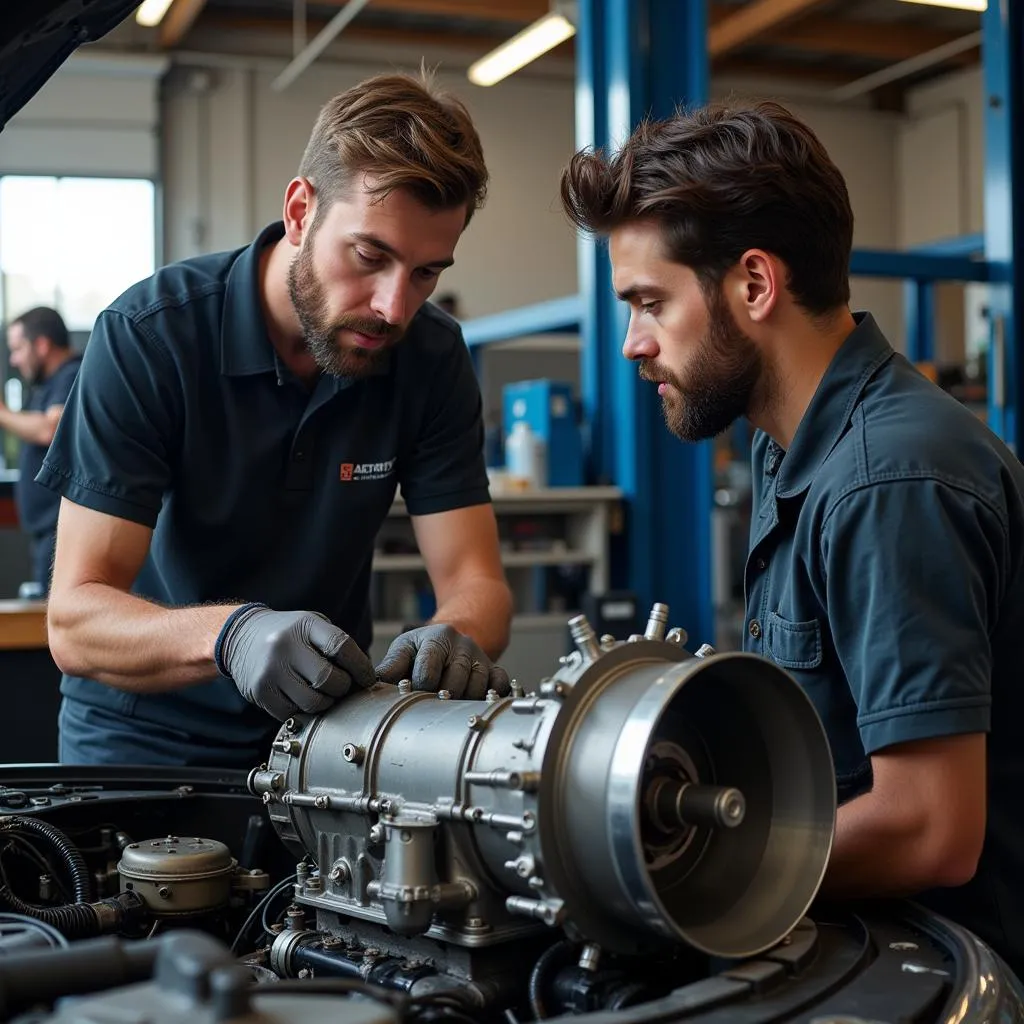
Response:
[38,72,513,769]
[560,101,1024,976]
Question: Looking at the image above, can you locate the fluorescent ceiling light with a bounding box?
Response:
[468,12,575,87]
[135,0,175,27]
[897,0,986,11]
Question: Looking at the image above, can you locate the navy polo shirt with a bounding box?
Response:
[745,311,1024,975]
[16,354,82,537]
[38,221,490,768]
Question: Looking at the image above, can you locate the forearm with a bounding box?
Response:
[431,577,512,659]
[0,406,56,446]
[48,582,240,692]
[820,791,955,899]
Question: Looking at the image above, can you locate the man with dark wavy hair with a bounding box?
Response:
[561,100,1024,975]
[40,72,513,768]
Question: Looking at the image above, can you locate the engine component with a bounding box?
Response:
[10,931,398,1024]
[250,606,836,963]
[117,836,237,916]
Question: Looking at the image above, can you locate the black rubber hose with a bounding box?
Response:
[0,817,93,902]
[528,941,579,1021]
[0,817,99,938]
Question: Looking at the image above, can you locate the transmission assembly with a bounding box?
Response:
[247,603,836,1005]
[0,605,1019,1022]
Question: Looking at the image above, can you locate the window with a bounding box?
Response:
[0,175,157,333]
[0,175,156,468]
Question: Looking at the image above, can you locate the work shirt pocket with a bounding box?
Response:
[765,611,823,670]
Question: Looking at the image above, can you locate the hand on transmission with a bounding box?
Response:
[216,604,376,721]
[375,624,510,700]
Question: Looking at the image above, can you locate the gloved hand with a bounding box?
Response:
[375,624,510,700]
[216,603,376,721]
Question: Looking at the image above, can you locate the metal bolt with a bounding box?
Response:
[297,968,312,979]
[466,916,485,929]
[398,679,413,695]
[599,634,616,650]
[510,680,525,698]
[262,792,274,804]
[329,864,348,882]
[369,824,385,844]
[627,634,644,643]
[467,715,483,730]
[666,627,688,646]
[378,798,395,816]
[342,743,365,765]
[694,643,716,659]
[314,794,329,809]
[437,690,452,700]
[284,718,296,732]
[485,689,500,703]
[158,886,171,900]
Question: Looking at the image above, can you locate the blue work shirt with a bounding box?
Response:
[16,354,82,537]
[745,312,1024,976]
[38,221,490,769]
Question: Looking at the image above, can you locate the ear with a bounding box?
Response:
[283,177,315,247]
[735,249,780,323]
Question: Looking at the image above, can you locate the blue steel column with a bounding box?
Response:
[577,0,715,644]
[983,0,1024,450]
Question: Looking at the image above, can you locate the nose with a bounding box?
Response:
[371,271,409,327]
[622,318,658,362]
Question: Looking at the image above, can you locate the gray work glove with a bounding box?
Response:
[216,603,376,721]
[375,624,510,700]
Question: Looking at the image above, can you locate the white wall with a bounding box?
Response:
[0,52,166,178]
[161,58,578,318]
[897,66,985,363]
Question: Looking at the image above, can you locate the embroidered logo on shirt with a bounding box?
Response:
[340,458,397,482]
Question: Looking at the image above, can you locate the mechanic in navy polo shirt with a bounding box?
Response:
[0,306,81,594]
[561,102,1024,975]
[38,72,513,770]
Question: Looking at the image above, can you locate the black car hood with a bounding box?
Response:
[0,0,140,132]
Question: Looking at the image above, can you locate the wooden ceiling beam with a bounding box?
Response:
[159,0,208,48]
[709,0,833,57]
[767,15,973,63]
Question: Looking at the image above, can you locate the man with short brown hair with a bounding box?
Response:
[40,72,513,768]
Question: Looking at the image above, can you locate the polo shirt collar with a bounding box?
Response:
[220,221,284,376]
[774,311,895,499]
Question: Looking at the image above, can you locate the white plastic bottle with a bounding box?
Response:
[505,420,547,489]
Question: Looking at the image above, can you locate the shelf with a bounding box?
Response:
[373,550,595,572]
[388,486,622,518]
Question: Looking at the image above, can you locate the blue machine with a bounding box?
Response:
[503,379,584,488]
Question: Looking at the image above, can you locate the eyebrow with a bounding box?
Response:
[615,284,668,303]
[351,232,455,270]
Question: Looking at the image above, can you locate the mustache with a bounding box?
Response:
[335,315,401,340]
[638,360,668,385]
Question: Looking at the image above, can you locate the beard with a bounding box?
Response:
[640,288,768,443]
[286,241,402,379]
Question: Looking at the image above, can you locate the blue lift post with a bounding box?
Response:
[575,0,715,646]
[982,0,1023,452]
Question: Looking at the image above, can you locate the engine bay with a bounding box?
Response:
[0,608,1018,1022]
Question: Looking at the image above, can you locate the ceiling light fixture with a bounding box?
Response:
[135,0,176,27]
[896,0,986,12]
[468,1,576,87]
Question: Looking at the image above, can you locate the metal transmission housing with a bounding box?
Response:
[249,605,836,964]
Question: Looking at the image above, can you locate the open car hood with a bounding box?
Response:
[0,0,141,132]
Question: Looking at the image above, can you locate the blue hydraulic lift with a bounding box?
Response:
[461,0,1023,647]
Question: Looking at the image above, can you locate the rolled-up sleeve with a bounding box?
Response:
[35,309,181,528]
[820,477,1003,754]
